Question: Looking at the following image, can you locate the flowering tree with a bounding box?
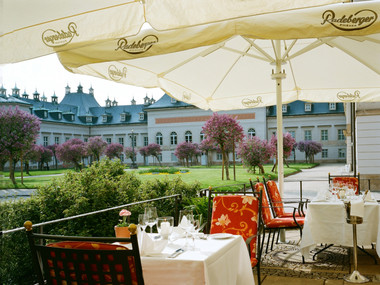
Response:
[87,136,107,162]
[20,144,41,175]
[47,144,59,169]
[238,137,274,174]
[0,106,40,184]
[297,140,322,163]
[174,141,200,167]
[56,138,87,170]
[105,143,124,159]
[199,138,218,167]
[139,146,149,166]
[270,132,297,171]
[202,113,244,180]
[124,146,137,161]
[146,143,162,167]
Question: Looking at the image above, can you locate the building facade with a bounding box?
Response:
[0,84,346,169]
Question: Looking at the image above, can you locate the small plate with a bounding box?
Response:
[210,233,233,239]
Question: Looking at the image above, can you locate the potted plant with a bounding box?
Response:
[115,209,132,241]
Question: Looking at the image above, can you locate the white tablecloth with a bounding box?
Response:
[140,235,254,285]
[300,200,380,259]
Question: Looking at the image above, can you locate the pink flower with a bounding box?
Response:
[118,209,132,227]
[119,209,131,217]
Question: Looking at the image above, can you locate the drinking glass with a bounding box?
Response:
[178,209,194,249]
[138,213,148,233]
[157,216,174,239]
[145,206,158,233]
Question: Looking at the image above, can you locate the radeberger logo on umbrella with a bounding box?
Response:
[108,65,127,81]
[321,9,377,31]
[116,35,158,54]
[337,90,360,101]
[42,22,79,47]
[242,96,263,107]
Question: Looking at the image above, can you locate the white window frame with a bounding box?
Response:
[139,112,145,120]
[170,132,177,145]
[321,129,328,141]
[43,136,49,147]
[86,116,92,123]
[102,115,107,123]
[339,148,346,158]
[282,105,287,113]
[338,129,345,141]
[156,132,163,145]
[304,130,312,141]
[248,128,256,138]
[185,131,192,143]
[144,136,149,146]
[106,138,112,144]
[54,137,60,145]
[118,137,124,146]
[305,103,312,112]
[329,103,336,110]
[322,149,328,158]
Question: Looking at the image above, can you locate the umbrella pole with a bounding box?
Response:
[272,40,286,243]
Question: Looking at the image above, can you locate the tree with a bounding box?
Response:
[124,146,137,161]
[47,144,59,169]
[0,106,40,184]
[87,136,107,162]
[105,143,124,159]
[56,138,87,170]
[22,144,41,174]
[174,142,199,167]
[238,136,274,174]
[138,146,149,166]
[39,146,53,170]
[202,113,244,180]
[199,138,217,167]
[270,132,297,172]
[146,143,162,167]
[297,140,322,163]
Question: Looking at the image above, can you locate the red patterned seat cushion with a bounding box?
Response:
[210,195,259,267]
[332,177,359,195]
[47,241,138,285]
[266,180,303,218]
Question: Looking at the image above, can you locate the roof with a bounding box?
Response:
[267,101,345,117]
[145,94,193,110]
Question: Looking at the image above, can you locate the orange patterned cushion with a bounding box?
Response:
[332,177,359,195]
[47,241,138,285]
[210,195,259,267]
[254,183,272,224]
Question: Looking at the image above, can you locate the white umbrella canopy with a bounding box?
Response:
[0,0,343,64]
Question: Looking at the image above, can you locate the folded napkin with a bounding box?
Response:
[171,226,186,239]
[138,231,168,256]
[363,190,376,202]
[350,199,364,218]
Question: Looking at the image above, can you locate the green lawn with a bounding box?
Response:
[0,163,317,190]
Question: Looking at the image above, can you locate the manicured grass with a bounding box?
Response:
[0,163,317,190]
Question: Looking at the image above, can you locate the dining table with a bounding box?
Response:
[300,198,380,259]
[120,233,255,285]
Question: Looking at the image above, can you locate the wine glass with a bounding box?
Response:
[138,213,148,233]
[144,207,158,233]
[178,209,194,249]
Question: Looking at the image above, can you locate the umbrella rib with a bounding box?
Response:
[285,39,324,61]
[244,38,275,62]
[222,46,271,62]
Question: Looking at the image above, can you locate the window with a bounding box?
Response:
[44,111,48,118]
[305,103,312,112]
[57,113,62,120]
[200,132,205,141]
[282,105,287,113]
[65,137,70,142]
[139,112,145,120]
[216,153,223,160]
[119,137,124,146]
[156,132,163,145]
[144,136,148,146]
[329,103,336,110]
[185,131,192,143]
[106,138,112,144]
[322,149,328,158]
[339,148,346,158]
[86,116,92,123]
[54,137,60,145]
[43,136,48,146]
[321,130,328,141]
[304,130,312,141]
[248,128,256,138]
[170,132,177,145]
[102,115,107,123]
[338,129,345,141]
[71,115,75,121]
[120,114,126,122]
[288,131,295,138]
[171,153,178,162]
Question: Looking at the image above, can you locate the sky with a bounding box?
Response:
[0,54,165,106]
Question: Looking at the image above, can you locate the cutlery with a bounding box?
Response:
[168,248,185,258]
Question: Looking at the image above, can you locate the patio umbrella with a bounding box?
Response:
[54,1,380,193]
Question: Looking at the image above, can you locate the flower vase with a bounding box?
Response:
[114,226,130,244]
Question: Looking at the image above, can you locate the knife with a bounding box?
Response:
[168,248,185,258]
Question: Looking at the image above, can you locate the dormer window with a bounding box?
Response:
[86,116,92,123]
[102,115,108,123]
[139,112,145,120]
[305,103,312,112]
[282,105,287,113]
[58,113,62,120]
[171,97,177,104]
[44,111,48,118]
[120,114,126,121]
[329,103,336,110]
[71,115,75,121]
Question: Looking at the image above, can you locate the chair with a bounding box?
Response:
[263,177,308,218]
[24,221,144,285]
[328,172,360,195]
[205,188,263,285]
[250,179,304,254]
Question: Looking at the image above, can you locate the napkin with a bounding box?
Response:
[171,226,186,239]
[139,231,168,256]
[363,190,376,202]
[350,199,364,218]
[312,189,330,202]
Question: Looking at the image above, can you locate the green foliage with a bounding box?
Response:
[138,167,189,174]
